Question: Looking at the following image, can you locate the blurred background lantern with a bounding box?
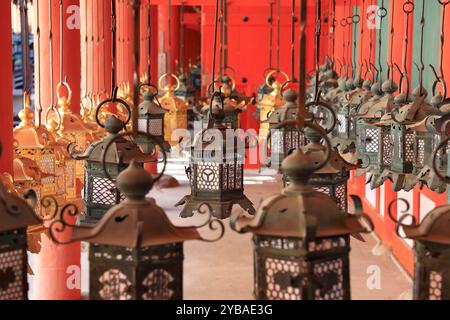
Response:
[158,73,189,146]
[231,124,373,300]
[175,74,197,107]
[176,91,255,219]
[137,85,171,154]
[0,176,42,300]
[49,133,224,300]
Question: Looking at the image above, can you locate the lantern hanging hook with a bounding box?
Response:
[387,198,418,239]
[376,0,387,85]
[179,203,225,243]
[429,0,449,100]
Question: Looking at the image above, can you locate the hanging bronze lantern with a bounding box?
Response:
[176,92,255,219]
[266,89,306,171]
[258,70,289,141]
[389,198,450,300]
[137,85,171,154]
[284,128,360,214]
[67,96,152,224]
[48,148,225,300]
[230,124,373,300]
[158,73,189,146]
[13,93,61,207]
[175,74,197,107]
[0,178,42,300]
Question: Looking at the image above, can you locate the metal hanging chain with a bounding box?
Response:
[348,0,353,79]
[313,0,322,101]
[223,0,229,75]
[48,0,57,110]
[358,0,365,79]
[20,0,31,94]
[268,2,273,71]
[377,0,386,83]
[209,0,221,93]
[96,0,102,94]
[36,0,43,125]
[276,0,281,72]
[116,0,121,84]
[396,0,414,99]
[83,0,89,97]
[330,0,336,69]
[416,0,426,96]
[91,0,96,93]
[180,0,185,74]
[167,0,172,75]
[296,0,307,126]
[290,0,296,81]
[341,0,348,77]
[147,0,152,84]
[59,0,67,84]
[430,0,449,99]
[218,0,224,77]
[110,0,118,93]
[101,0,107,93]
[366,0,374,80]
[125,0,131,84]
[387,0,395,83]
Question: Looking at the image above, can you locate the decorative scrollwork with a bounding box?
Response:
[387,198,418,238]
[178,203,225,242]
[432,136,450,184]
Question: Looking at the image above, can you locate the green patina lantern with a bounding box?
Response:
[176,92,255,219]
[231,128,373,300]
[284,128,360,214]
[49,158,224,300]
[137,86,171,154]
[0,179,41,300]
[267,89,307,172]
[200,92,247,130]
[390,198,450,300]
[68,104,151,224]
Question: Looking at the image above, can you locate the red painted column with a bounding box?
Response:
[158,3,180,76]
[33,0,81,300]
[0,1,14,174]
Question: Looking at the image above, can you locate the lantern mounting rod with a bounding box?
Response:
[19,0,31,94]
[290,0,296,82]
[208,0,221,94]
[340,0,347,79]
[296,0,306,126]
[276,0,281,72]
[268,1,274,71]
[387,0,396,87]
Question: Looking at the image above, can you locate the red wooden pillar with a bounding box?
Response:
[0,1,13,174]
[33,0,81,300]
[158,3,180,76]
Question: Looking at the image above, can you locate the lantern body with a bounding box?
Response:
[89,242,183,300]
[160,92,189,147]
[0,228,28,300]
[253,234,351,300]
[270,126,306,172]
[413,241,450,300]
[391,124,414,174]
[137,113,165,154]
[176,123,255,219]
[356,120,381,167]
[83,161,127,223]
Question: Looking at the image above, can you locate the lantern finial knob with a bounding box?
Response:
[116,160,154,200]
[304,127,322,144]
[281,149,315,186]
[104,116,125,135]
[18,92,34,127]
[282,89,298,103]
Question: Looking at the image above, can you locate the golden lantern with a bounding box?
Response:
[46,82,96,199]
[158,73,189,146]
[258,70,289,142]
[80,94,106,141]
[13,93,60,202]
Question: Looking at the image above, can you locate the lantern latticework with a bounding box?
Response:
[176,101,255,220]
[0,179,42,300]
[231,145,372,300]
[48,161,224,300]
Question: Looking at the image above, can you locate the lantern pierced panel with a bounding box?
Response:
[313,258,344,300]
[313,186,331,196]
[308,237,348,252]
[382,132,393,166]
[405,132,415,162]
[264,257,308,300]
[365,128,380,153]
[429,271,443,300]
[417,139,425,166]
[196,162,220,191]
[335,183,347,212]
[98,269,132,300]
[0,248,26,300]
[142,269,176,300]
[40,156,55,184]
[92,176,124,205]
[337,114,348,134]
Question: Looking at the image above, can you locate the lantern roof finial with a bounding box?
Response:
[104,116,125,135]
[116,160,154,201]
